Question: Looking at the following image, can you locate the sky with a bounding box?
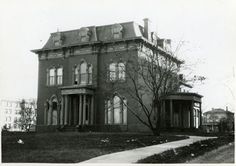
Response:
[0,0,235,112]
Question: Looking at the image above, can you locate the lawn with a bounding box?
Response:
[2,131,188,163]
[138,134,234,163]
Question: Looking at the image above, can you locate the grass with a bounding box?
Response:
[138,134,234,163]
[2,131,188,163]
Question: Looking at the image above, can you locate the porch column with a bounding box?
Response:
[170,99,173,127]
[73,96,78,125]
[64,95,68,125]
[79,95,83,125]
[44,102,48,125]
[83,95,86,124]
[199,102,202,128]
[49,102,53,125]
[162,100,166,128]
[68,96,72,125]
[179,103,182,128]
[57,101,61,125]
[190,101,194,128]
[90,95,94,125]
[60,96,64,125]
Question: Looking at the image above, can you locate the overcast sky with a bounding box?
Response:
[0,0,235,112]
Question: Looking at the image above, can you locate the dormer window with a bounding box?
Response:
[52,32,63,46]
[111,24,123,39]
[79,27,91,42]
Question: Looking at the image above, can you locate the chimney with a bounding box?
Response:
[226,106,228,111]
[143,18,150,40]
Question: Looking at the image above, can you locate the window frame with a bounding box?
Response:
[109,62,126,82]
[105,95,127,125]
[49,68,56,86]
[57,67,63,85]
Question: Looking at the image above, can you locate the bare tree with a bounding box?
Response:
[17,99,37,132]
[101,39,206,135]
[101,44,181,135]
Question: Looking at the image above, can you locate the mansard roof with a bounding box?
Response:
[33,21,145,52]
[31,20,183,64]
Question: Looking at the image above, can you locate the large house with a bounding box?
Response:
[202,107,234,133]
[32,19,202,132]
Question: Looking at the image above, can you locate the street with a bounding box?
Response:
[187,142,235,163]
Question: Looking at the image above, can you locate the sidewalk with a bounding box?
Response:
[81,135,216,163]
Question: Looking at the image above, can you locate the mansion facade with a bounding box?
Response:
[32,19,202,132]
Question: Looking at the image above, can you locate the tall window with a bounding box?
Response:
[74,66,79,84]
[49,68,56,85]
[48,67,63,86]
[113,96,121,124]
[109,62,125,81]
[118,63,125,80]
[80,62,87,84]
[105,95,127,125]
[109,63,116,81]
[52,99,58,125]
[57,68,63,85]
[88,65,93,84]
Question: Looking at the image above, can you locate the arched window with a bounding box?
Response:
[80,61,87,84]
[44,101,49,125]
[57,67,63,85]
[118,62,125,80]
[88,65,93,84]
[47,108,51,125]
[107,100,112,124]
[49,68,56,85]
[105,95,127,125]
[74,65,79,84]
[52,98,58,125]
[109,63,116,81]
[113,96,121,124]
[123,99,127,124]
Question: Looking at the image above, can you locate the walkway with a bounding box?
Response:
[82,135,216,163]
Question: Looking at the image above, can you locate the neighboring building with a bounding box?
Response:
[32,19,202,132]
[0,99,21,131]
[202,107,234,133]
[0,99,37,131]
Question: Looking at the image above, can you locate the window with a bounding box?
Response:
[79,27,91,42]
[47,67,63,86]
[109,63,116,81]
[73,66,79,84]
[105,95,127,125]
[80,62,87,84]
[109,62,126,81]
[111,24,123,39]
[113,96,121,124]
[88,65,93,84]
[73,62,92,85]
[49,68,56,85]
[47,97,58,125]
[118,63,125,80]
[57,68,63,85]
[52,32,63,46]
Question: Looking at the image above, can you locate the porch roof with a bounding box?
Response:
[163,92,203,103]
[59,85,95,95]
